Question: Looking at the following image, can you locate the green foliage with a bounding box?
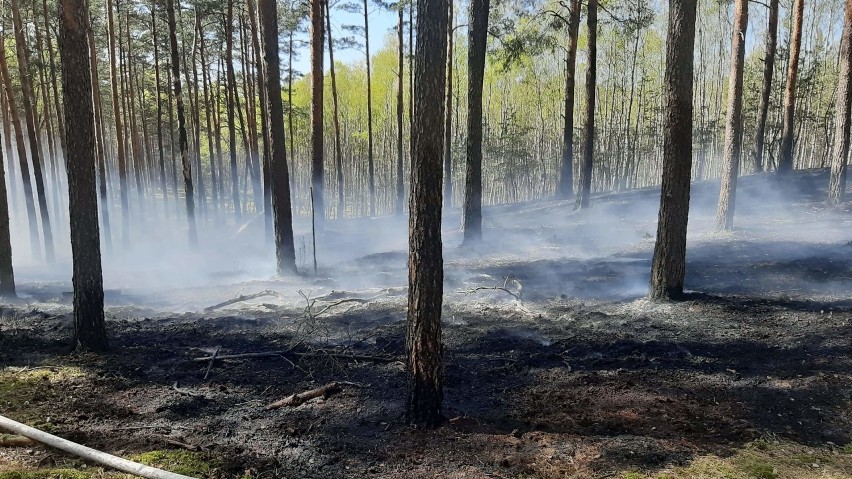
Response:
[0,469,92,479]
[131,450,217,477]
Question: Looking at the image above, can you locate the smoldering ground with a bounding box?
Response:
[1,168,851,478]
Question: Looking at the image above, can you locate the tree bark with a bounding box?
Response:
[11,0,55,261]
[715,0,748,232]
[461,0,489,243]
[407,0,448,428]
[0,91,13,297]
[310,0,325,226]
[259,0,298,275]
[557,0,581,199]
[443,0,453,208]
[166,0,198,246]
[59,0,109,352]
[574,0,596,210]
[86,13,112,252]
[650,79,704,301]
[828,0,852,204]
[778,0,804,175]
[751,0,778,174]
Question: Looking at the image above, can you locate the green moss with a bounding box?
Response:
[736,457,777,479]
[0,469,92,479]
[0,367,86,424]
[843,444,852,454]
[622,473,644,479]
[131,450,216,477]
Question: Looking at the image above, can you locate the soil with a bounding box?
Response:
[1,169,851,478]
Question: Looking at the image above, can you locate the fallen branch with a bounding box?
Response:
[192,350,396,363]
[267,381,365,409]
[204,291,279,312]
[458,275,523,301]
[0,433,35,447]
[0,415,197,479]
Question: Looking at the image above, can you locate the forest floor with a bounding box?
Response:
[1,169,851,479]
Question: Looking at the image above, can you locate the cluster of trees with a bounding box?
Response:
[0,0,849,427]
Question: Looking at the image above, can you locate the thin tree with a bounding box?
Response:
[751,0,778,173]
[461,0,489,244]
[59,0,109,352]
[649,0,697,300]
[225,0,242,219]
[715,0,748,231]
[443,0,453,207]
[259,0,298,274]
[828,0,852,204]
[86,14,112,252]
[166,0,198,246]
[11,0,55,261]
[326,0,345,219]
[0,104,13,297]
[0,40,39,259]
[557,0,581,199]
[407,0,448,428]
[106,0,129,245]
[778,0,804,175]
[310,0,325,226]
[395,1,405,215]
[574,0,596,210]
[365,0,376,216]
[152,4,169,211]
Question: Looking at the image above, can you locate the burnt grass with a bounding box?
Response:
[1,169,852,478]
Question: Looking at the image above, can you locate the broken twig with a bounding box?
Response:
[203,346,221,380]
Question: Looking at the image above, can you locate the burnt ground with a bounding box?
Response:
[1,169,851,478]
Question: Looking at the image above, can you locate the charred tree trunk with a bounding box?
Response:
[310,0,325,226]
[828,0,852,204]
[11,0,55,261]
[649,0,697,300]
[166,0,198,246]
[557,0,581,199]
[574,0,596,211]
[751,0,778,173]
[778,0,804,175]
[59,0,109,352]
[715,0,748,232]
[259,0,298,275]
[461,0,489,244]
[407,0,448,428]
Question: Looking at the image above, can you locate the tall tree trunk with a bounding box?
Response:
[0,96,13,297]
[396,5,405,215]
[247,0,272,234]
[310,0,325,226]
[751,0,778,173]
[189,12,206,217]
[59,0,108,352]
[11,0,55,261]
[87,14,112,252]
[715,0,748,232]
[288,29,296,189]
[106,0,130,244]
[259,0,298,275]
[778,0,804,175]
[0,39,40,258]
[574,0,596,210]
[225,0,241,219]
[557,0,581,199]
[364,0,376,216]
[44,0,67,163]
[443,0,453,207]
[461,0,489,244]
[198,11,220,213]
[828,0,852,204]
[407,0,448,428]
[325,0,345,219]
[649,22,701,290]
[152,4,169,212]
[166,0,198,246]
